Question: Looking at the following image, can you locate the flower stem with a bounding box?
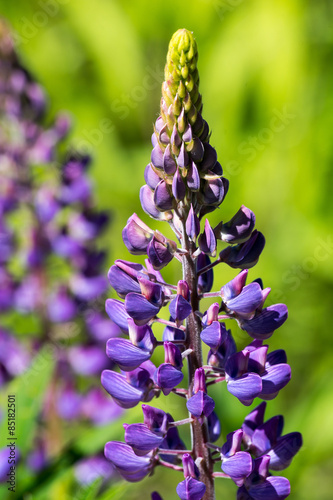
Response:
[182,215,215,500]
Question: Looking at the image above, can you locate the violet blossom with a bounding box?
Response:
[97,28,301,499]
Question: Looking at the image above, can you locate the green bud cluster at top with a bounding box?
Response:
[161,29,202,135]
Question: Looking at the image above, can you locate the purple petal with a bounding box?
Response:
[124,423,164,455]
[186,204,200,240]
[101,370,143,408]
[268,432,302,471]
[200,143,217,171]
[169,295,192,321]
[221,270,248,302]
[239,305,288,339]
[216,206,256,244]
[47,289,76,323]
[108,265,141,298]
[187,161,200,191]
[260,364,291,397]
[207,411,221,442]
[198,219,217,256]
[151,144,164,168]
[125,293,161,324]
[106,338,151,371]
[220,230,265,269]
[176,477,206,500]
[247,476,290,500]
[145,163,161,189]
[248,345,268,374]
[242,402,267,445]
[104,441,151,475]
[186,391,215,419]
[172,168,186,200]
[177,142,189,168]
[221,429,244,457]
[226,283,263,317]
[201,177,225,206]
[154,180,174,211]
[140,184,170,221]
[147,236,174,270]
[153,363,183,394]
[227,373,262,404]
[163,144,177,174]
[196,252,213,294]
[122,213,153,254]
[222,452,253,483]
[105,298,131,332]
[200,321,227,350]
[266,350,287,367]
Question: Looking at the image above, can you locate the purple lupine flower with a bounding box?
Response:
[0,22,122,486]
[225,341,291,405]
[176,454,206,500]
[237,455,290,500]
[241,402,302,471]
[100,29,301,499]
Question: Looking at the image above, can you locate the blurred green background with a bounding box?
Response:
[0,0,333,498]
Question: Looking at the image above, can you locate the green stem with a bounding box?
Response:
[182,215,215,500]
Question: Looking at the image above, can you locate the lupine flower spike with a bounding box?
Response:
[101,29,302,499]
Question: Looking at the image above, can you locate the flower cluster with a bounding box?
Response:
[100,29,302,499]
[0,21,120,486]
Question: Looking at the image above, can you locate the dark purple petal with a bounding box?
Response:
[198,219,217,256]
[207,411,221,442]
[182,453,200,479]
[172,167,186,200]
[225,351,250,378]
[221,429,243,458]
[187,161,200,191]
[266,350,287,367]
[247,476,290,500]
[201,177,225,206]
[152,492,163,500]
[105,298,131,333]
[248,345,268,374]
[186,204,200,240]
[164,342,183,368]
[260,364,291,397]
[267,432,302,471]
[197,252,214,294]
[239,305,288,339]
[215,206,256,244]
[200,143,217,171]
[220,230,265,269]
[140,184,171,221]
[124,423,164,455]
[186,391,215,419]
[176,477,206,500]
[101,370,143,408]
[125,293,161,324]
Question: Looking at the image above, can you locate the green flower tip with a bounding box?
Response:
[162,29,201,129]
